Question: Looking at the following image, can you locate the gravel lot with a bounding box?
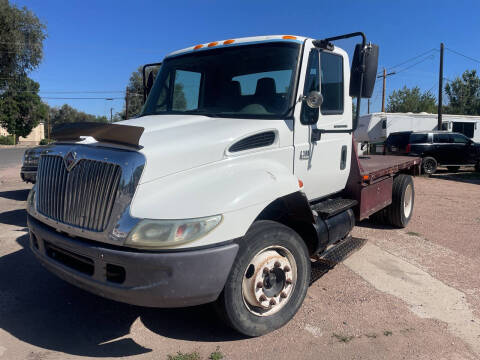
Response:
[1,151,479,360]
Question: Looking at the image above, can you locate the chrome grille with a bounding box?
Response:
[36,155,122,232]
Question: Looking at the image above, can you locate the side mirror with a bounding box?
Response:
[349,43,379,98]
[304,91,323,109]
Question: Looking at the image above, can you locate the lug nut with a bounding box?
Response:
[269,299,276,306]
[259,295,267,302]
[284,265,290,272]
[256,281,263,288]
[280,291,287,298]
[263,267,270,275]
[286,278,293,285]
[274,261,281,268]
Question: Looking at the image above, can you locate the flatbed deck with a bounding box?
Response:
[358,155,421,182]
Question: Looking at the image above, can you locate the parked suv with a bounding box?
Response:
[385,131,480,174]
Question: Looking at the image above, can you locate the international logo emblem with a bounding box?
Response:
[63,151,77,171]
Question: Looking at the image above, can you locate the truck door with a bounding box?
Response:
[293,42,352,200]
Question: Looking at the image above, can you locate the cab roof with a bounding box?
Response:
[166,35,307,58]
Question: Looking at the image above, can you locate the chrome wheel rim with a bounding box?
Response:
[242,245,297,316]
[403,184,413,218]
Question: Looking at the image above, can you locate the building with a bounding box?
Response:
[0,122,45,145]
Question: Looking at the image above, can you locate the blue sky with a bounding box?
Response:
[12,0,480,117]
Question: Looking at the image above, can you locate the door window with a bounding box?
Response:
[320,52,344,114]
[300,50,320,125]
[433,133,450,143]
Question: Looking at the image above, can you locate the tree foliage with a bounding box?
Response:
[0,74,47,137]
[386,86,437,113]
[444,70,480,115]
[0,0,47,89]
[49,104,108,127]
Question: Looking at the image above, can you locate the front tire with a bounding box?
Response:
[216,221,310,337]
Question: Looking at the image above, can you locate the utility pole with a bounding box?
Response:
[368,99,370,114]
[125,87,129,120]
[47,112,50,141]
[438,42,444,130]
[110,108,113,122]
[377,68,396,113]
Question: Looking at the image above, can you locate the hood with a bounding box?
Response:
[117,115,291,184]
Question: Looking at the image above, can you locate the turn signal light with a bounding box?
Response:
[298,179,304,188]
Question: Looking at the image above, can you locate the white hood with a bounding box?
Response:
[117,114,292,184]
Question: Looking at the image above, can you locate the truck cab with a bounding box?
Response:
[27,33,419,336]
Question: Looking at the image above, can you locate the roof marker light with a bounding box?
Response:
[194,44,204,50]
[282,35,297,40]
[208,41,219,47]
[223,39,235,45]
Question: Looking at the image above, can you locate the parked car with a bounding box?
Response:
[384,131,480,174]
[21,146,42,183]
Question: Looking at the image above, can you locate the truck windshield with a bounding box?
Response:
[141,42,301,119]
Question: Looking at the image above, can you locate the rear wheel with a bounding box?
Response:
[216,220,310,337]
[422,156,437,175]
[385,174,414,228]
[447,166,460,172]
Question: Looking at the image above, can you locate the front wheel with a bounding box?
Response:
[216,221,310,336]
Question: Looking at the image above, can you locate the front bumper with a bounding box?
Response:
[28,215,239,308]
[21,166,37,183]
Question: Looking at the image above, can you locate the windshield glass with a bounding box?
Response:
[141,42,301,118]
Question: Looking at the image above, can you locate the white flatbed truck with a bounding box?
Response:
[27,32,421,336]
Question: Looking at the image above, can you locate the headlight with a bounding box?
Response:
[125,215,222,249]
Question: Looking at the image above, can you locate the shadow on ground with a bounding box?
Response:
[430,169,480,185]
[0,235,243,358]
[0,209,27,227]
[0,189,30,201]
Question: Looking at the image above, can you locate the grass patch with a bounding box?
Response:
[332,333,354,343]
[167,351,201,360]
[406,231,421,237]
[383,330,393,336]
[365,333,377,339]
[209,347,224,360]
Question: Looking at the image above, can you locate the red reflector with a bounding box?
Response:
[406,144,411,153]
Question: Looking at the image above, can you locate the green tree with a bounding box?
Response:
[0,0,47,89]
[49,104,108,127]
[0,74,48,138]
[444,70,480,115]
[386,86,437,113]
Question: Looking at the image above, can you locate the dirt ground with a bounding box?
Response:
[1,162,479,360]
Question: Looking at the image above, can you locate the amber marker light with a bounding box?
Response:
[363,175,370,181]
[207,41,219,47]
[223,39,235,45]
[193,44,204,50]
[282,35,297,40]
[298,179,304,188]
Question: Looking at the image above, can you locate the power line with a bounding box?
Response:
[393,54,436,75]
[379,48,437,74]
[445,46,480,65]
[40,96,124,100]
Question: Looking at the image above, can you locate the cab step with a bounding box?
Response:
[311,198,358,219]
[317,236,366,265]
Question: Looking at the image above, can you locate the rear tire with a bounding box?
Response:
[215,220,310,337]
[422,157,437,174]
[384,174,414,228]
[447,166,460,172]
